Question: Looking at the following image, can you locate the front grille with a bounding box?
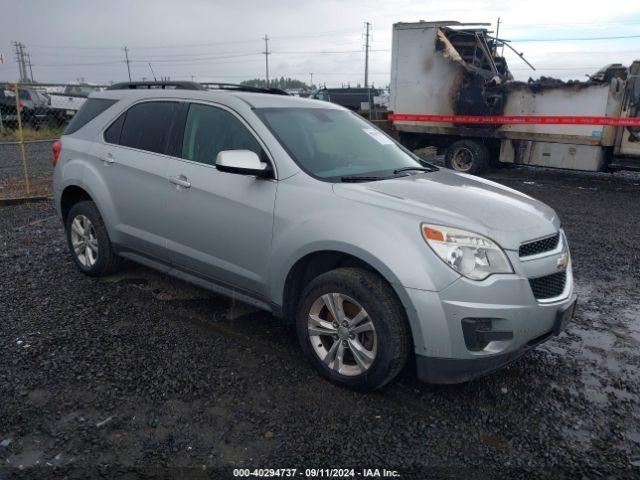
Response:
[529,271,566,300]
[519,233,560,258]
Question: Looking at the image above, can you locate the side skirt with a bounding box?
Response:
[118,250,275,314]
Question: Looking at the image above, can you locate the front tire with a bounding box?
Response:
[296,268,411,391]
[65,201,121,277]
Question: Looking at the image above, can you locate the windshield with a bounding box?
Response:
[256,108,427,180]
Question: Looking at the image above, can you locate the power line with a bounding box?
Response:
[33,52,262,67]
[132,52,261,64]
[509,66,605,71]
[24,46,639,63]
[32,60,126,67]
[503,20,640,28]
[31,49,389,68]
[510,34,640,42]
[26,29,359,51]
[271,49,388,54]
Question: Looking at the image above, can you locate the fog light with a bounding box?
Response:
[461,318,513,351]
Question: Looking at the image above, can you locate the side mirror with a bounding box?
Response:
[215,150,270,177]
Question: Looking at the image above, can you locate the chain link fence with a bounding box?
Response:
[0,81,392,200]
[0,82,106,200]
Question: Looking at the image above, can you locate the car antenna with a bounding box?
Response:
[148,63,158,81]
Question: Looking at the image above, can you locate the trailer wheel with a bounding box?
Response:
[445,140,489,175]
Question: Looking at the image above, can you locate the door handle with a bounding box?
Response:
[101,153,115,164]
[169,175,191,188]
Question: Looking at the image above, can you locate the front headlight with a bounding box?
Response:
[421,224,513,280]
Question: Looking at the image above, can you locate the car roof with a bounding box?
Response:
[90,89,344,110]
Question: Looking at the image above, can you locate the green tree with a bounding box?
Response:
[240,77,310,90]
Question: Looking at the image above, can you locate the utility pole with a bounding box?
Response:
[12,41,28,83]
[123,46,132,82]
[263,34,270,86]
[364,22,371,88]
[27,53,34,83]
[13,42,22,82]
[309,72,313,88]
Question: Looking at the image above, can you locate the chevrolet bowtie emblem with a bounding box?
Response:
[557,253,569,270]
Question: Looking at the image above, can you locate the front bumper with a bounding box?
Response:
[404,233,575,384]
[415,294,576,384]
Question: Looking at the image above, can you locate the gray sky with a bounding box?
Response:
[1,0,639,86]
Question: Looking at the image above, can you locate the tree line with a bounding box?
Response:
[240,77,314,90]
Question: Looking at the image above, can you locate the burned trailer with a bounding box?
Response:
[390,21,640,174]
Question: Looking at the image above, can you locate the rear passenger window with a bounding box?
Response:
[181,104,262,165]
[64,98,117,135]
[119,101,178,154]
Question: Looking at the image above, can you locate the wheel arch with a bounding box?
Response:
[60,185,95,223]
[279,247,426,369]
[278,247,410,326]
[57,167,119,244]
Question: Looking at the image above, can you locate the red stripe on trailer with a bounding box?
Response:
[388,113,640,127]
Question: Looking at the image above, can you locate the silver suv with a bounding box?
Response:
[53,82,576,391]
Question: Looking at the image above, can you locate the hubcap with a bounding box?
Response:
[451,147,474,172]
[70,214,98,268]
[307,293,377,376]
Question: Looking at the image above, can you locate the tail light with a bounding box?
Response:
[52,139,62,167]
[18,101,24,110]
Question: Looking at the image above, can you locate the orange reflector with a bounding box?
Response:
[423,226,444,242]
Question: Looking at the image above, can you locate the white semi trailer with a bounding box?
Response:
[390,21,640,174]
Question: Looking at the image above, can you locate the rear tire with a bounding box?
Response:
[65,201,121,277]
[445,139,489,175]
[295,267,411,391]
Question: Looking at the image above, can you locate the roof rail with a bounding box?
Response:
[107,81,205,91]
[200,82,289,96]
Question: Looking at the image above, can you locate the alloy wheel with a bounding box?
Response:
[307,293,378,376]
[70,214,98,268]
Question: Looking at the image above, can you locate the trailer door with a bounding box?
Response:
[616,61,640,157]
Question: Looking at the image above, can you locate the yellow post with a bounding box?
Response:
[13,83,31,195]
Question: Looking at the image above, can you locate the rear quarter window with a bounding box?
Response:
[64,98,117,135]
[104,113,125,144]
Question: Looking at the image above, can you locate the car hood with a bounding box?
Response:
[332,169,559,251]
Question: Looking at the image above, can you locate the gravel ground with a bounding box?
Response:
[0,141,54,198]
[1,162,639,478]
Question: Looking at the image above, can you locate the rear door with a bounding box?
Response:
[165,102,277,297]
[91,100,183,259]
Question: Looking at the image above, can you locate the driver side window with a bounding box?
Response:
[181,104,263,165]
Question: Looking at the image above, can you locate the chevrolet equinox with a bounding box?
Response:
[52,82,577,391]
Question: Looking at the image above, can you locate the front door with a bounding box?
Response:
[165,102,277,297]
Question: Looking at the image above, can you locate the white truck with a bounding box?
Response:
[47,83,101,125]
[390,21,640,174]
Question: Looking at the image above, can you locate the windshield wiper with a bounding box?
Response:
[392,166,436,174]
[340,175,385,183]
